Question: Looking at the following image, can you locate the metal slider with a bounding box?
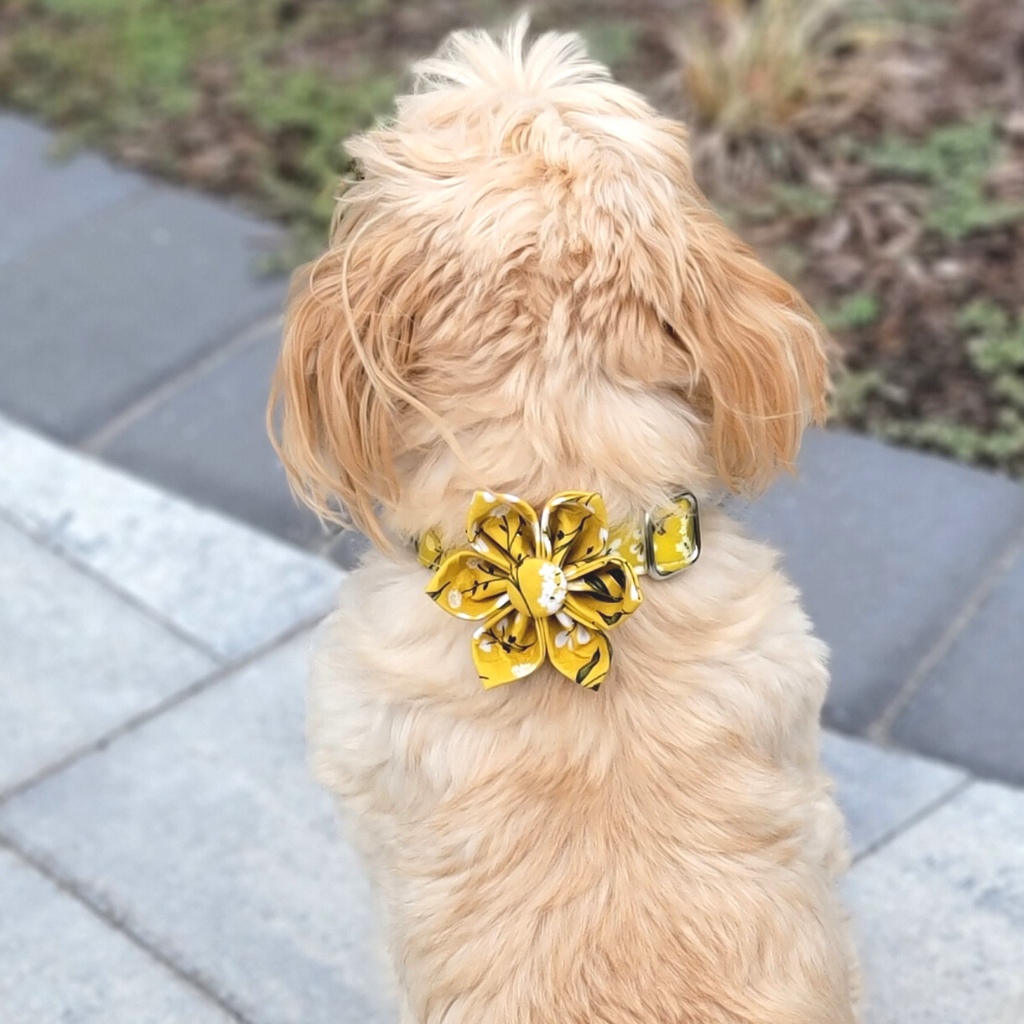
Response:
[644,491,701,579]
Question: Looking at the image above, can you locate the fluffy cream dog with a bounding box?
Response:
[271,19,858,1024]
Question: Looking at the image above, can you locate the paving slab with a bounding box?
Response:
[745,430,1024,735]
[0,415,342,661]
[891,541,1024,785]
[0,184,285,441]
[0,114,147,266]
[0,635,395,1024]
[821,732,966,860]
[327,528,373,571]
[0,519,214,795]
[846,781,1024,1024]
[0,846,235,1024]
[100,320,329,550]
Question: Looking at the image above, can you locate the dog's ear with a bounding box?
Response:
[669,203,830,492]
[268,204,422,550]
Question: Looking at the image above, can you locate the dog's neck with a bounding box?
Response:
[383,379,718,553]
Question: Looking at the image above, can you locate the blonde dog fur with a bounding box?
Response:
[270,19,858,1024]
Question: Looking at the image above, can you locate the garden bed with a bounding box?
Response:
[2,0,1022,475]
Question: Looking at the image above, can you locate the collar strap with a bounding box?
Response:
[415,491,700,579]
[417,490,700,690]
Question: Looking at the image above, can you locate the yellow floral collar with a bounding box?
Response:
[419,490,700,691]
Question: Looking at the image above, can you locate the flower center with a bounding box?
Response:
[510,557,568,619]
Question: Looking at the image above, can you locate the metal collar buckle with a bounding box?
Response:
[644,491,701,579]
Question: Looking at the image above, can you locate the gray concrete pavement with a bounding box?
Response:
[743,431,1024,739]
[1,416,1021,1024]
[890,541,1024,784]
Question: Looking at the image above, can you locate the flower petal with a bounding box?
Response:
[542,616,611,690]
[466,491,540,569]
[563,555,643,632]
[426,550,511,621]
[540,491,609,568]
[472,606,546,689]
[605,520,646,576]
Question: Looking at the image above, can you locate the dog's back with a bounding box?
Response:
[308,516,855,1023]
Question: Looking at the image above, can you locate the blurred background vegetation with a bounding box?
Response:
[1,0,1023,476]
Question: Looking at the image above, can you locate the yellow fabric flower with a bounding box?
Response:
[426,491,643,690]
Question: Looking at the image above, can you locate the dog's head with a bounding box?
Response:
[270,19,828,548]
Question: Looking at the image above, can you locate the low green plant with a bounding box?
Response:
[772,182,837,218]
[993,375,1024,410]
[741,182,836,223]
[888,0,960,28]
[883,413,1024,463]
[581,20,639,68]
[866,118,1024,240]
[958,299,1024,430]
[820,292,881,332]
[959,299,1024,376]
[884,299,1024,465]
[239,63,398,219]
[829,368,885,419]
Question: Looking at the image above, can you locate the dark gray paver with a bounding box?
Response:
[0,186,285,442]
[0,635,394,1024]
[0,115,147,266]
[745,430,1024,735]
[821,732,965,859]
[891,543,1024,784]
[99,320,329,549]
[0,847,235,1024]
[0,412,342,664]
[327,528,373,570]
[845,781,1024,1024]
[0,519,215,794]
